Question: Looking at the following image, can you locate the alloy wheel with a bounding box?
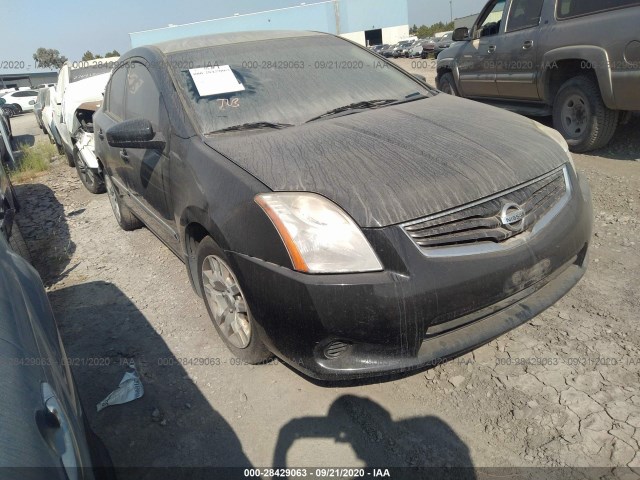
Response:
[201,255,252,349]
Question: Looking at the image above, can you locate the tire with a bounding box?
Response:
[104,173,143,231]
[56,143,64,156]
[552,75,619,153]
[438,72,459,96]
[8,222,32,263]
[196,236,271,364]
[65,147,75,167]
[74,148,105,194]
[2,107,13,118]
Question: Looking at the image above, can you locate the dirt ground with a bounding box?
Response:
[8,70,640,479]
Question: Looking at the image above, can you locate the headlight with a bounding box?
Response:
[534,121,576,172]
[255,193,383,274]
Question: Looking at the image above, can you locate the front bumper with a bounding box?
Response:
[230,171,592,381]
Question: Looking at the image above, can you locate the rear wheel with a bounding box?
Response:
[552,75,619,153]
[74,148,105,194]
[104,173,143,231]
[438,72,459,96]
[197,236,271,364]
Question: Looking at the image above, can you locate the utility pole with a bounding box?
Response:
[450,0,453,23]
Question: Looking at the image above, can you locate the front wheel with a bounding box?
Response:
[437,72,459,96]
[552,75,619,153]
[74,148,105,194]
[65,147,75,167]
[197,236,271,364]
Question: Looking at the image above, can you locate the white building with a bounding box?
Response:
[130,0,409,48]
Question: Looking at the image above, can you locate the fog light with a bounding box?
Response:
[324,340,351,359]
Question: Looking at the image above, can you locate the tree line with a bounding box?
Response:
[410,21,455,38]
[32,48,121,69]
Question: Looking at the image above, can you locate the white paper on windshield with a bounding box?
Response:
[189,65,245,97]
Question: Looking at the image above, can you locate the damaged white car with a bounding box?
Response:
[54,57,119,193]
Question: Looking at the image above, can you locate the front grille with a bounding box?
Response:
[404,167,568,250]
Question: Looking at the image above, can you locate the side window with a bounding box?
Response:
[507,0,544,32]
[558,0,640,18]
[14,91,27,97]
[125,63,169,137]
[477,0,507,37]
[106,65,128,120]
[27,91,38,97]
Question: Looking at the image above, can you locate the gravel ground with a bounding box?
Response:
[8,80,640,480]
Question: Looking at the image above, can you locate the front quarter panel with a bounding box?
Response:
[172,137,293,269]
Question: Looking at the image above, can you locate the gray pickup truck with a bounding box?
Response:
[436,0,640,152]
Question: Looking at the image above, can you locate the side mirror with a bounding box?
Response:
[106,118,166,150]
[452,27,469,42]
[413,74,427,83]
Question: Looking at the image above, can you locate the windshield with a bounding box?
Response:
[168,35,431,134]
[70,60,118,83]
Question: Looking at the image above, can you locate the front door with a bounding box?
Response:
[97,63,130,195]
[493,0,544,99]
[122,62,179,251]
[457,0,507,98]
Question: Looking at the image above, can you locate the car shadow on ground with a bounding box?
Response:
[48,281,256,480]
[13,183,75,285]
[273,395,475,479]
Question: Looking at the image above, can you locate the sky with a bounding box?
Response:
[0,0,487,75]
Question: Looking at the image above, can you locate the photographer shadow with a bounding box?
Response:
[273,395,476,479]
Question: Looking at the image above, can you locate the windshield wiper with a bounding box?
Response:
[206,122,293,135]
[306,99,398,123]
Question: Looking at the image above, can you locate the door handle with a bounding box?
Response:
[523,40,534,49]
[488,45,496,53]
[119,149,129,162]
[98,129,104,140]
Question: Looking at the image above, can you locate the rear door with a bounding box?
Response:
[456,0,507,97]
[122,61,178,250]
[493,0,544,99]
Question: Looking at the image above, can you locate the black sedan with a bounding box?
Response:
[0,233,113,477]
[94,31,592,381]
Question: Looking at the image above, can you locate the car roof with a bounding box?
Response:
[151,30,327,55]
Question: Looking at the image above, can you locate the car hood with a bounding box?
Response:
[205,94,570,227]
